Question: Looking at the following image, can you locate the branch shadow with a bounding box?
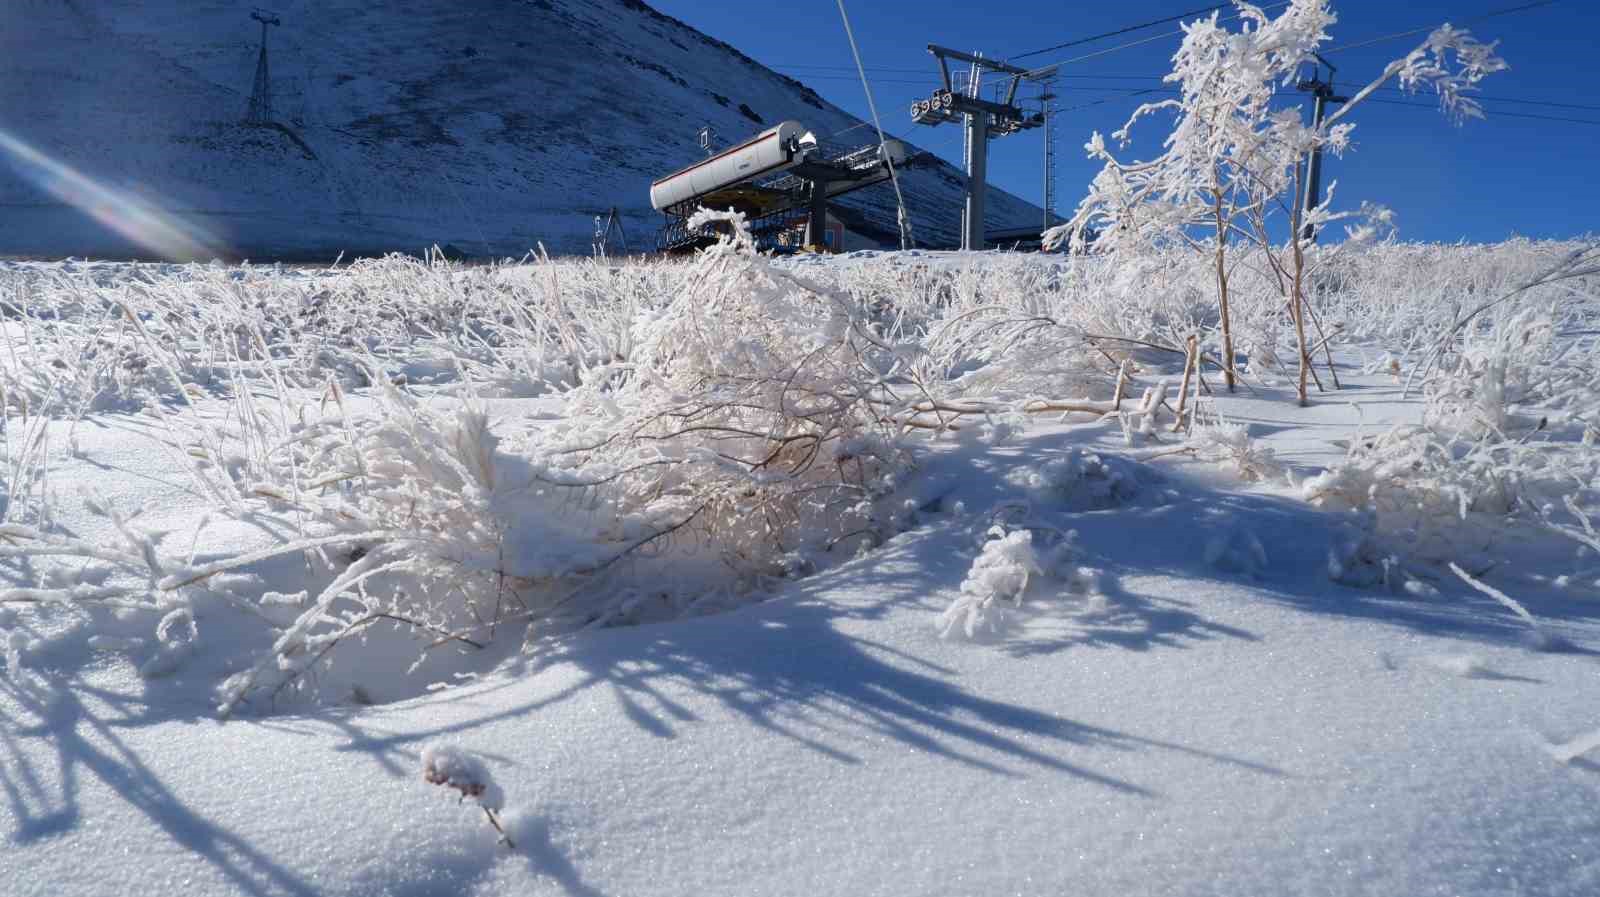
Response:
[1102,483,1600,646]
[997,570,1259,660]
[0,671,319,896]
[316,523,1284,799]
[974,418,1600,651]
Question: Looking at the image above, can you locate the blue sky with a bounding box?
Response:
[647,0,1599,243]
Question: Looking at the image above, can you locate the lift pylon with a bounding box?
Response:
[910,45,1044,251]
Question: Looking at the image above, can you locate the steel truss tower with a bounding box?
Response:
[245,11,281,125]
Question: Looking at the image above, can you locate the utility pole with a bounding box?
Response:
[911,46,1043,251]
[244,10,281,125]
[1295,54,1348,242]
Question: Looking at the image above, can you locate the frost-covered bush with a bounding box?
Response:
[1322,509,1439,597]
[542,209,916,580]
[0,219,936,711]
[1051,0,1506,403]
[1009,450,1146,511]
[938,526,1044,639]
[2,237,1594,711]
[1187,415,1286,485]
[939,520,1108,639]
[1305,246,1600,567]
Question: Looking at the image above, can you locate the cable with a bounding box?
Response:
[1048,83,1600,125]
[1010,4,1230,60]
[788,68,1600,112]
[1462,94,1600,112]
[1324,0,1561,53]
[1366,96,1600,125]
[1020,2,1292,78]
[835,0,913,249]
[777,64,1174,82]
[1057,86,1170,114]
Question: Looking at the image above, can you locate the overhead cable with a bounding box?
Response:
[835,0,914,249]
[1325,0,1561,53]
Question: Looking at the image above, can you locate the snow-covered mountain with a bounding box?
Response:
[0,0,1045,259]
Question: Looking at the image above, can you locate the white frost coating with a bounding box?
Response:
[1011,450,1143,511]
[1449,563,1567,652]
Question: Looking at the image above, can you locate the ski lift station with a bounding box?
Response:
[649,120,913,252]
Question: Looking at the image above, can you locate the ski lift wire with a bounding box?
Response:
[835,0,913,249]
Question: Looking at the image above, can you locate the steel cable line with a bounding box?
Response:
[1018,0,1583,120]
[1323,0,1561,53]
[1017,2,1293,78]
[788,71,1600,113]
[1365,96,1600,125]
[1049,84,1600,125]
[835,0,914,249]
[1008,4,1233,61]
[777,4,1290,82]
[777,66,1165,81]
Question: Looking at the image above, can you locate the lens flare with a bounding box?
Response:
[0,129,220,261]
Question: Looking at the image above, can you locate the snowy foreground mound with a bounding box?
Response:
[1,241,1597,895]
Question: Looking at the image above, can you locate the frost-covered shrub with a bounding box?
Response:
[544,209,914,577]
[1009,449,1145,511]
[3,238,1594,712]
[1322,509,1438,597]
[1187,415,1286,485]
[938,526,1043,639]
[1305,255,1600,566]
[939,520,1109,639]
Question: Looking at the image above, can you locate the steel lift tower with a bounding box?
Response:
[1039,78,1058,232]
[910,46,1043,251]
[1295,54,1348,242]
[244,10,281,125]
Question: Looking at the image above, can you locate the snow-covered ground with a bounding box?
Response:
[2,239,1597,895]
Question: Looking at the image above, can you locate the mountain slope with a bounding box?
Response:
[0,0,1044,258]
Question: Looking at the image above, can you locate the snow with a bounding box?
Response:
[2,242,1598,896]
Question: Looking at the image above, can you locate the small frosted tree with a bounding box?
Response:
[1048,0,1506,404]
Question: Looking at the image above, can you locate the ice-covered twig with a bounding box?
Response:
[1449,562,1564,650]
[421,742,514,848]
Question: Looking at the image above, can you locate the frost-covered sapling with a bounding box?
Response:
[1051,0,1506,405]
